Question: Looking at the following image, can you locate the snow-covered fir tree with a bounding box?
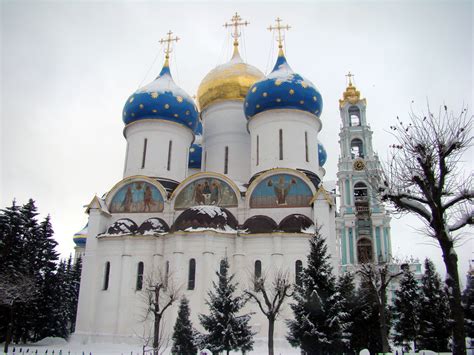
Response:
[392,265,421,351]
[419,258,451,351]
[463,268,474,341]
[199,258,254,354]
[287,231,348,354]
[171,296,197,355]
[335,272,356,352]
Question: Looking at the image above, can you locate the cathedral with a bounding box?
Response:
[73,14,392,350]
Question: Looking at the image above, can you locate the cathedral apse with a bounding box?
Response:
[174,177,238,209]
[250,174,312,208]
[110,181,164,213]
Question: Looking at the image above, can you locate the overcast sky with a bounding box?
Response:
[1,0,473,281]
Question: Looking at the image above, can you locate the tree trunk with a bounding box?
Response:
[379,293,390,353]
[268,316,275,355]
[153,314,160,355]
[4,304,14,354]
[439,233,466,355]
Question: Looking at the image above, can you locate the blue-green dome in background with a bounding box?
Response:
[318,143,327,167]
[189,120,202,169]
[244,51,323,119]
[73,223,88,247]
[123,62,199,131]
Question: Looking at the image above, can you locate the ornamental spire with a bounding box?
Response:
[346,71,355,86]
[159,30,180,68]
[223,12,249,58]
[268,17,291,56]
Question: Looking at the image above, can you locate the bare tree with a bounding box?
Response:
[0,272,36,353]
[139,269,180,355]
[357,258,402,353]
[378,105,473,354]
[244,270,292,355]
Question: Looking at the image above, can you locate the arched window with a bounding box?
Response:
[351,138,364,158]
[295,260,303,286]
[357,238,373,263]
[219,259,226,276]
[224,146,229,174]
[103,261,110,290]
[304,131,309,162]
[279,129,283,160]
[188,258,196,290]
[256,135,259,166]
[141,138,148,169]
[349,106,361,126]
[254,260,262,291]
[354,182,368,201]
[167,140,173,171]
[164,260,170,290]
[136,261,144,291]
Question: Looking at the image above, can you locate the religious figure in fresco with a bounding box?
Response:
[110,181,164,213]
[174,177,238,210]
[268,176,297,205]
[194,183,205,205]
[122,186,133,212]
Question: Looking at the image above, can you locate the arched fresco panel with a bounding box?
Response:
[110,181,164,213]
[174,177,238,210]
[250,174,312,208]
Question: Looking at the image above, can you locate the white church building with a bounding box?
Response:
[72,15,392,349]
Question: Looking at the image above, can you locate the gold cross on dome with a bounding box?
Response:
[268,17,291,49]
[346,71,355,86]
[223,12,249,47]
[159,30,180,59]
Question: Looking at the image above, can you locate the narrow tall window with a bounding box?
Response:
[141,138,148,169]
[188,258,196,290]
[305,131,309,162]
[164,260,170,290]
[279,129,283,160]
[136,261,144,291]
[254,260,262,291]
[219,259,226,276]
[224,146,229,174]
[295,260,303,286]
[167,140,173,171]
[256,135,259,166]
[103,261,110,291]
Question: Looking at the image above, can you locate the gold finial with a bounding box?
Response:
[159,30,180,66]
[268,17,291,55]
[223,12,249,49]
[346,71,354,86]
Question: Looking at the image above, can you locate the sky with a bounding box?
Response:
[1,0,473,282]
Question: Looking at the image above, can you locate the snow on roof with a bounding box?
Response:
[190,205,228,218]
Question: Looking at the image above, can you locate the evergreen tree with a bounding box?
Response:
[335,272,356,352]
[419,259,451,351]
[392,265,421,351]
[172,296,197,355]
[69,256,82,333]
[199,258,254,355]
[287,231,347,354]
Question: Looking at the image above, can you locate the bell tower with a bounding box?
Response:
[336,73,392,268]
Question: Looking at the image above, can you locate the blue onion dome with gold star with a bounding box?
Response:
[188,120,202,169]
[244,49,323,119]
[73,223,88,247]
[318,143,327,167]
[122,52,198,131]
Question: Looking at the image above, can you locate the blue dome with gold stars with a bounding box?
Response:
[122,62,199,131]
[188,120,202,169]
[244,51,323,119]
[318,143,327,167]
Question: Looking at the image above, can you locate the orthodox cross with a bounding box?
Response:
[223,12,249,47]
[159,30,180,60]
[268,17,291,49]
[346,71,355,86]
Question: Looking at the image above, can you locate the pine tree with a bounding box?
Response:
[335,272,356,352]
[69,256,82,333]
[287,231,347,354]
[392,265,421,351]
[419,259,451,351]
[199,258,254,354]
[171,296,197,355]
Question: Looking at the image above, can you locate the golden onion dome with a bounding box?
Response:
[197,46,264,111]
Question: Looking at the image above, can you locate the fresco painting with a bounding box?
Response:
[250,174,312,208]
[175,177,238,209]
[110,181,164,213]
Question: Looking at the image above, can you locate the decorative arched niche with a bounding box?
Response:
[172,173,239,210]
[248,170,314,208]
[107,177,166,213]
